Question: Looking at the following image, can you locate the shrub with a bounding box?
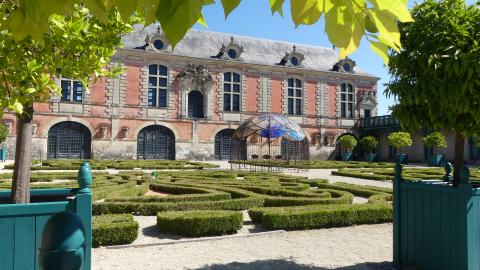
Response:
[92,214,139,247]
[249,204,392,230]
[387,132,412,153]
[360,136,379,154]
[156,210,243,236]
[338,135,357,151]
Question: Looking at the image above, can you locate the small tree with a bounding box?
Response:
[388,132,412,154]
[423,132,447,155]
[338,135,357,152]
[385,0,480,185]
[360,136,379,154]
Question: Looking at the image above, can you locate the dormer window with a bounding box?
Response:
[278,45,305,67]
[227,48,237,59]
[153,39,165,50]
[213,36,244,60]
[332,57,356,73]
[134,26,171,52]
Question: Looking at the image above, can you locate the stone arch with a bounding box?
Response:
[47,121,92,159]
[42,117,95,138]
[133,121,180,141]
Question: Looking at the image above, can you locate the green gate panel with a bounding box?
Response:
[0,218,15,269]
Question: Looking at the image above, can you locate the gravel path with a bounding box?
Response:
[92,223,393,270]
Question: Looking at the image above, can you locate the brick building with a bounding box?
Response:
[2,25,379,160]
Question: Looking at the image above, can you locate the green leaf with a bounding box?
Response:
[156,0,207,47]
[137,0,160,26]
[290,0,324,27]
[368,0,414,23]
[325,0,354,48]
[369,39,389,64]
[221,0,241,18]
[269,0,285,16]
[367,9,401,52]
[197,13,208,28]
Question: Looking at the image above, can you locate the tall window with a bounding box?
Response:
[340,83,354,118]
[61,79,84,102]
[287,78,302,115]
[148,64,168,107]
[223,72,241,111]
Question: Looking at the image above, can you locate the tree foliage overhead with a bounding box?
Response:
[0,3,139,116]
[385,0,480,138]
[2,0,413,64]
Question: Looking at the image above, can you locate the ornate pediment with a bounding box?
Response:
[358,90,377,105]
[277,45,305,67]
[332,57,356,73]
[177,64,213,85]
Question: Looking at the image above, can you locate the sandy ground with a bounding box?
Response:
[92,223,393,270]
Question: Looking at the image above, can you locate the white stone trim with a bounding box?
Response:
[336,79,357,119]
[283,76,305,119]
[140,60,174,118]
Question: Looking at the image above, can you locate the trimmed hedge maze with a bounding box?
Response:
[0,170,393,245]
[332,167,480,182]
[4,159,219,170]
[230,160,394,169]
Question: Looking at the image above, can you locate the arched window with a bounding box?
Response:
[340,83,354,118]
[223,72,241,112]
[61,78,84,102]
[148,64,168,107]
[287,78,302,115]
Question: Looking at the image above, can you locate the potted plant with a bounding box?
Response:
[423,132,447,167]
[338,135,357,161]
[360,136,379,162]
[387,131,412,164]
[0,124,9,162]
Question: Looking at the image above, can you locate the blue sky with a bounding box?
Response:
[193,0,475,116]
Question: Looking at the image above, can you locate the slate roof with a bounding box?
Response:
[121,24,375,78]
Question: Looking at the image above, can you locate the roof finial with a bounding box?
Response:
[230,36,234,44]
[293,45,296,52]
[156,25,161,33]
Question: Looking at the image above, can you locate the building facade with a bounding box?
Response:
[2,25,379,160]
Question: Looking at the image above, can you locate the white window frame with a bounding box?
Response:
[287,78,303,115]
[60,78,85,103]
[223,71,241,112]
[147,64,169,108]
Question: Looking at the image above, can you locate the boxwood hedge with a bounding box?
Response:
[156,210,243,237]
[92,214,139,247]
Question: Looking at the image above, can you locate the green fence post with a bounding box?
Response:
[393,161,402,267]
[76,161,92,270]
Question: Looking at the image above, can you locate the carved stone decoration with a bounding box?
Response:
[31,123,38,136]
[358,90,377,106]
[121,127,129,138]
[177,64,213,119]
[213,36,244,60]
[277,45,305,67]
[332,57,356,73]
[178,63,213,85]
[100,126,108,139]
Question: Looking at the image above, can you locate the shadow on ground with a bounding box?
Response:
[192,259,393,270]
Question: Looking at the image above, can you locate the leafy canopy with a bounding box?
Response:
[385,0,480,137]
[0,3,139,115]
[360,135,379,153]
[2,0,413,64]
[387,131,412,149]
[423,132,447,148]
[0,124,9,144]
[338,135,357,151]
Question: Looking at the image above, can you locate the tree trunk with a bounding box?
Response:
[10,106,34,203]
[452,133,465,187]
